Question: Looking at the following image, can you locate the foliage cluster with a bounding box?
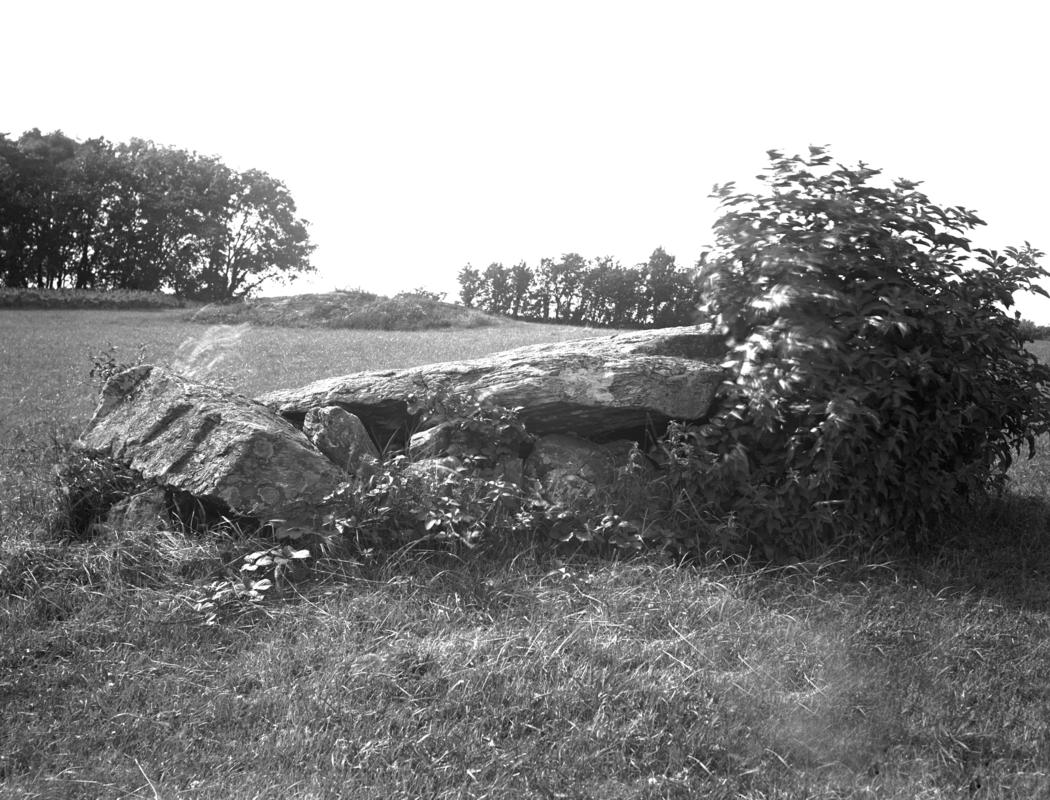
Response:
[458,247,702,328]
[87,342,150,388]
[47,449,142,541]
[676,147,1050,555]
[0,129,314,301]
[328,454,535,551]
[315,389,711,559]
[400,286,447,302]
[193,543,312,625]
[326,389,540,551]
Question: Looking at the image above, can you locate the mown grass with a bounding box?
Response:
[3,312,1050,797]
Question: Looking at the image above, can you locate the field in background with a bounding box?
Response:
[189,290,500,330]
[3,309,1050,797]
[0,287,507,330]
[0,308,610,435]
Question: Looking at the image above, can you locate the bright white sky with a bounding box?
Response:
[6,1,1050,319]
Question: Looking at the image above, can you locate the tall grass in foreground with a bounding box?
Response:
[4,507,1050,798]
[3,312,1050,797]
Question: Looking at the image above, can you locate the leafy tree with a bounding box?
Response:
[508,261,533,318]
[192,167,314,300]
[0,132,32,286]
[99,138,217,293]
[637,246,703,327]
[64,137,123,289]
[479,262,512,315]
[638,246,677,324]
[0,130,314,300]
[575,257,608,325]
[458,264,482,307]
[551,252,588,322]
[0,129,81,289]
[581,257,639,327]
[689,146,1050,555]
[530,257,556,320]
[454,250,699,328]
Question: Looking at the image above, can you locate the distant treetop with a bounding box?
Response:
[457,247,702,329]
[0,129,315,301]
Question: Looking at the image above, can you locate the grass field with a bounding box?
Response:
[3,311,1050,798]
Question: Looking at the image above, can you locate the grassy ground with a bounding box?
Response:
[0,287,501,330]
[189,291,499,330]
[3,312,1050,798]
[0,308,611,424]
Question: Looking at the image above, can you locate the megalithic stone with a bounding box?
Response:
[79,365,347,528]
[258,325,726,444]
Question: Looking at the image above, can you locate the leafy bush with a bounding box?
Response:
[193,543,313,624]
[685,147,1050,556]
[328,454,537,551]
[398,287,447,302]
[317,387,708,557]
[88,342,149,388]
[326,388,539,551]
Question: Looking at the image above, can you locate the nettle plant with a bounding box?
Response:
[328,454,538,550]
[689,147,1050,555]
[88,342,149,388]
[323,387,667,553]
[327,387,541,550]
[193,544,312,625]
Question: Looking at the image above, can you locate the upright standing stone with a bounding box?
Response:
[303,405,380,473]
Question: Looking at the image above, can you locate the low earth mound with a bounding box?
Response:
[189,291,499,330]
[0,287,188,310]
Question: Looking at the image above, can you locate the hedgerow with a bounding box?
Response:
[682,147,1050,556]
[0,287,187,309]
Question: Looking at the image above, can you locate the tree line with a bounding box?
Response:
[457,247,703,328]
[0,129,314,301]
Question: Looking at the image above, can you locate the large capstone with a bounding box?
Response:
[259,325,725,445]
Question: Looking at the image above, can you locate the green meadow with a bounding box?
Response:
[3,309,1050,799]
